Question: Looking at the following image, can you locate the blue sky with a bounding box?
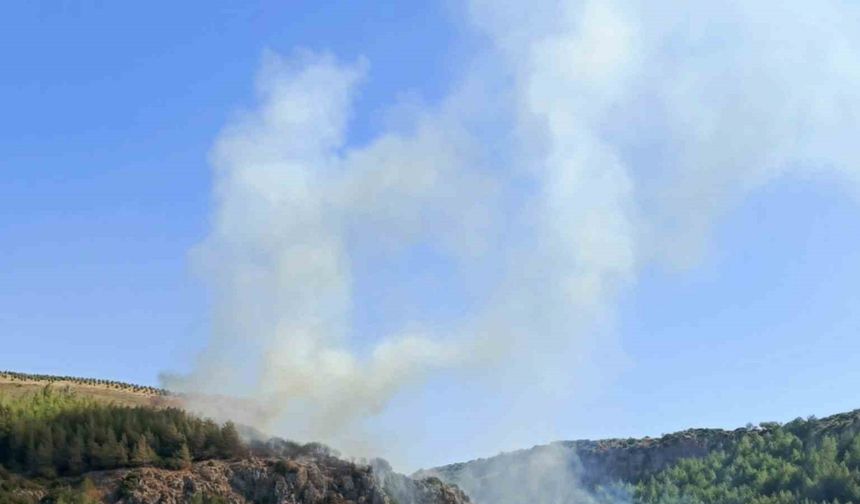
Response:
[3,1,860,470]
[1,0,463,380]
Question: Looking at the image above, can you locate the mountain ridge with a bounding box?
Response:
[419,408,860,503]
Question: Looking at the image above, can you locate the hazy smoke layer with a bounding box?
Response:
[168,0,860,468]
[418,444,632,504]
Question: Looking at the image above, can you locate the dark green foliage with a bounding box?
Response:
[41,478,100,504]
[218,422,243,459]
[635,416,860,504]
[0,465,41,504]
[0,387,245,478]
[117,472,140,500]
[272,459,290,477]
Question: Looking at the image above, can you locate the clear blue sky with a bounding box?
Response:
[3,1,860,468]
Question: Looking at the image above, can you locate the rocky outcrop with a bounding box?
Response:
[371,459,470,504]
[561,428,739,485]
[80,456,468,504]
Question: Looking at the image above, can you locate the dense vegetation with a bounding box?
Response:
[634,416,860,504]
[0,384,361,503]
[0,386,244,479]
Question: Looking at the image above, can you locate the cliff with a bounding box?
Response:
[3,456,469,504]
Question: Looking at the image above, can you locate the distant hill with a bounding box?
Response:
[0,370,173,409]
[419,409,860,504]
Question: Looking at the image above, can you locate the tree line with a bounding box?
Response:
[0,371,169,397]
[634,415,860,504]
[0,386,243,478]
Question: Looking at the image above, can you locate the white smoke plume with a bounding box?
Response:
[416,443,633,504]
[166,0,860,471]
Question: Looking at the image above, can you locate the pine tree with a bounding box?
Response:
[51,424,68,471]
[32,433,55,478]
[130,435,156,467]
[169,442,192,470]
[67,431,86,475]
[219,422,243,459]
[118,433,130,466]
[99,429,124,468]
[843,435,860,470]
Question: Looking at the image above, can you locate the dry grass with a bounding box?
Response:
[0,373,181,409]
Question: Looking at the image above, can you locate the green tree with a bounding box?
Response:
[218,422,243,459]
[167,442,193,470]
[129,435,156,467]
[843,435,860,470]
[66,432,85,474]
[32,437,55,478]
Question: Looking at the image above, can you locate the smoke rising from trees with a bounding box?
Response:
[165,0,860,470]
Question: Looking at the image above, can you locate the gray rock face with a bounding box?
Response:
[85,456,468,504]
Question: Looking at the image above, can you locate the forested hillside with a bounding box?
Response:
[635,414,860,503]
[0,386,245,478]
[0,378,469,504]
[427,410,860,504]
[7,372,860,503]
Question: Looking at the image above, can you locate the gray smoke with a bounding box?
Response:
[416,444,633,504]
[166,0,860,476]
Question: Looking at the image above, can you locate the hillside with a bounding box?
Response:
[0,372,468,504]
[9,371,860,504]
[420,410,860,504]
[0,371,175,409]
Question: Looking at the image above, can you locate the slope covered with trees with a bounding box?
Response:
[0,386,245,479]
[635,415,860,503]
[7,372,860,503]
[428,410,860,504]
[0,380,470,504]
